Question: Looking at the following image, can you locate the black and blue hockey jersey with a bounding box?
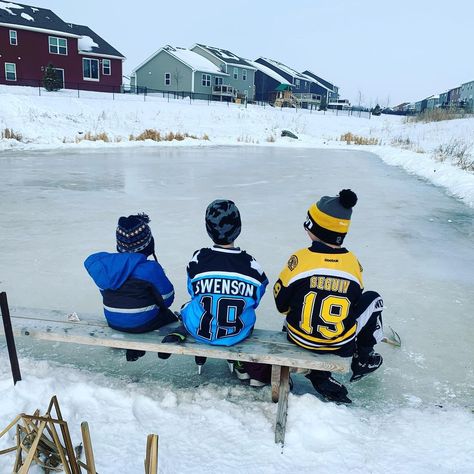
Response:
[181,246,268,346]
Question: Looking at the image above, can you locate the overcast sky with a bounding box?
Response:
[27,0,474,106]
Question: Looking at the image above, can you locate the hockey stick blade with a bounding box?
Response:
[381,326,401,347]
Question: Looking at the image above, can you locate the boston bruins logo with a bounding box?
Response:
[287,255,298,271]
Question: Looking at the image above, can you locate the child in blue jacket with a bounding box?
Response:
[84,213,177,360]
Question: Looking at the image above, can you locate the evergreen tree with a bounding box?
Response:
[43,64,62,92]
[372,104,382,116]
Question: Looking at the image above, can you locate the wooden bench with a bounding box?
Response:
[0,294,350,445]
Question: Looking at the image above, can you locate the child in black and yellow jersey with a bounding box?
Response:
[274,189,384,404]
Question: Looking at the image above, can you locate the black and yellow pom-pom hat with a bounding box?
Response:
[303,189,358,245]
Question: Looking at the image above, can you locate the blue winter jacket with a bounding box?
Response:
[84,252,174,331]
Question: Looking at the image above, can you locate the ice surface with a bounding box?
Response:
[0,147,473,473]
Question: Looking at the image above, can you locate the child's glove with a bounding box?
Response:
[161,325,187,344]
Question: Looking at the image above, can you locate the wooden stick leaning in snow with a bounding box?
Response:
[1,309,351,445]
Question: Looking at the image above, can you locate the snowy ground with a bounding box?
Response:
[0,84,473,208]
[1,87,474,473]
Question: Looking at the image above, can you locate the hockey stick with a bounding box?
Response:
[381,326,401,347]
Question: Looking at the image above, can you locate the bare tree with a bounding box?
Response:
[173,68,183,91]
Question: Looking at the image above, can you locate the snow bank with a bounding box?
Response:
[1,356,472,474]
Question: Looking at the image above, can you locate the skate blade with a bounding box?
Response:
[381,326,401,347]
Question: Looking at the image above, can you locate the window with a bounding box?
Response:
[5,63,17,81]
[49,36,67,55]
[102,59,111,76]
[82,58,99,80]
[202,74,211,87]
[9,30,17,46]
[242,69,247,81]
[294,78,300,87]
[233,67,238,80]
[164,72,171,86]
[215,76,223,86]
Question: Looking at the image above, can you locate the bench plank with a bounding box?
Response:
[3,314,350,373]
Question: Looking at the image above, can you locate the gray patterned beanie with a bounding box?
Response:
[205,199,241,245]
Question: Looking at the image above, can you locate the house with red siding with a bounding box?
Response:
[0,2,124,92]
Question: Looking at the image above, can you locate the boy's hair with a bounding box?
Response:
[116,213,154,256]
[304,189,357,245]
[205,199,241,245]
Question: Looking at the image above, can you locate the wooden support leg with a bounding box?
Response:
[271,365,281,403]
[0,292,22,385]
[145,434,159,474]
[274,366,290,445]
[81,422,97,474]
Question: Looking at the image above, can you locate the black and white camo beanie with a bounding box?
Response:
[205,199,242,245]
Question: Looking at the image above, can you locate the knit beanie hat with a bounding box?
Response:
[304,189,358,245]
[116,213,154,256]
[205,199,242,245]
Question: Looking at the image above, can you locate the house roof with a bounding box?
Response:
[164,45,227,74]
[0,2,124,58]
[246,60,291,86]
[0,1,80,36]
[194,43,255,69]
[69,24,124,59]
[257,57,308,81]
[302,70,335,91]
[133,45,228,75]
[303,70,336,90]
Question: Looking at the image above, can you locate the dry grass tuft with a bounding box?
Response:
[266,135,276,143]
[129,130,208,142]
[237,135,258,144]
[434,139,474,170]
[1,128,23,141]
[391,136,412,147]
[75,132,110,142]
[406,108,469,124]
[340,132,379,145]
[131,129,162,141]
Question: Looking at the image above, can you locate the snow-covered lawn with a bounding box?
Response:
[1,84,473,207]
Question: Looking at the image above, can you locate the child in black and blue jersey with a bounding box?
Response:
[181,200,268,356]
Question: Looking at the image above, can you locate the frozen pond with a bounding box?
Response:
[0,146,473,409]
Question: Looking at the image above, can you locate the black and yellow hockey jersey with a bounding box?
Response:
[274,241,363,352]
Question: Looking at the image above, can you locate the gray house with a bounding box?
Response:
[191,44,256,101]
[438,91,449,108]
[460,80,474,110]
[426,94,439,110]
[131,45,228,96]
